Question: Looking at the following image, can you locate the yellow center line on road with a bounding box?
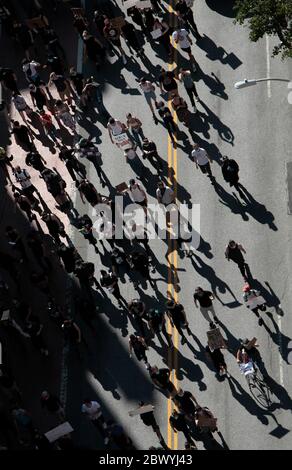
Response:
[166,0,179,450]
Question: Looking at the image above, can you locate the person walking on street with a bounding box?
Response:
[165,300,191,345]
[193,287,219,328]
[173,388,199,421]
[41,212,66,244]
[48,72,72,104]
[128,299,148,338]
[156,101,176,143]
[121,20,144,56]
[11,92,33,124]
[147,308,173,348]
[172,27,197,71]
[148,366,176,397]
[242,283,267,326]
[159,68,178,98]
[191,144,215,184]
[41,391,65,422]
[13,166,39,205]
[139,77,158,123]
[129,334,149,365]
[29,84,49,112]
[126,114,145,149]
[11,121,34,150]
[156,180,175,207]
[179,68,199,109]
[171,93,191,127]
[169,409,196,445]
[142,138,163,173]
[174,0,200,39]
[122,179,148,215]
[25,150,47,173]
[5,226,27,263]
[221,156,243,196]
[225,240,248,280]
[77,179,100,207]
[81,399,109,445]
[136,401,167,449]
[0,146,14,184]
[100,270,127,308]
[103,18,127,65]
[24,315,49,357]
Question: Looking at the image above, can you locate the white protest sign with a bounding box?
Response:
[45,422,73,443]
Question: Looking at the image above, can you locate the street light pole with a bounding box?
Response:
[234,78,290,89]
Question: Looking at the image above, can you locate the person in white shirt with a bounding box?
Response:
[156,181,175,207]
[81,399,109,444]
[172,28,197,71]
[139,77,158,122]
[21,58,41,85]
[107,117,127,144]
[191,143,214,183]
[123,179,148,215]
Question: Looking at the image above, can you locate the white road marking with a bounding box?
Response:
[265,35,272,98]
[277,314,284,386]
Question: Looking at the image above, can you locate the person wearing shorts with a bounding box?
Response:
[139,77,158,122]
[172,28,197,71]
[103,18,127,65]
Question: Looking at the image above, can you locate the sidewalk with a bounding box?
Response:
[0,1,81,448]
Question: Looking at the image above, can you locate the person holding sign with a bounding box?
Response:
[103,18,127,65]
[242,283,267,326]
[152,18,172,57]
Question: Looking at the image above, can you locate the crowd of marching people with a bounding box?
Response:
[0,0,280,451]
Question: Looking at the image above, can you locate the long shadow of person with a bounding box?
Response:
[199,100,235,145]
[261,311,292,364]
[213,182,249,221]
[196,34,242,70]
[237,184,277,231]
[190,254,240,307]
[195,66,228,100]
[165,344,207,391]
[227,376,270,425]
[189,112,211,139]
[197,235,213,259]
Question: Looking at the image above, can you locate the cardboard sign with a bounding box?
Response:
[129,404,154,417]
[0,310,10,321]
[245,294,265,310]
[207,327,226,352]
[26,16,49,29]
[136,0,152,9]
[151,29,163,40]
[110,17,126,30]
[113,132,133,150]
[45,422,73,443]
[124,0,138,8]
[116,182,128,193]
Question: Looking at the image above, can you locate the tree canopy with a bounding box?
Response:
[234,0,292,59]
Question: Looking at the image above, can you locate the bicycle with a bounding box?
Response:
[239,360,272,409]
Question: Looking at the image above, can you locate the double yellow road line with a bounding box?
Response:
[166,0,179,450]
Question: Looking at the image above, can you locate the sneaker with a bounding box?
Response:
[122,55,127,65]
[209,322,215,329]
[213,316,219,324]
[226,372,231,378]
[181,336,187,345]
[258,317,263,326]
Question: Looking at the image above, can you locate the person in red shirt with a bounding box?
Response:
[39,109,59,146]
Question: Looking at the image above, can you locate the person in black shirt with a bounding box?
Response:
[142,138,163,173]
[100,269,127,308]
[149,366,176,396]
[165,300,191,345]
[127,7,147,35]
[77,179,100,207]
[225,240,248,280]
[75,214,98,251]
[221,156,242,195]
[69,67,84,97]
[128,299,148,338]
[159,69,178,96]
[25,314,49,356]
[173,388,199,419]
[175,0,200,38]
[59,148,87,182]
[193,287,219,328]
[11,120,33,150]
[137,401,167,448]
[57,243,78,274]
[29,84,48,111]
[169,409,196,445]
[121,20,143,56]
[205,344,229,378]
[111,247,130,275]
[40,390,65,422]
[25,151,47,173]
[128,250,153,287]
[147,308,172,347]
[0,67,19,93]
[156,101,176,143]
[45,53,64,75]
